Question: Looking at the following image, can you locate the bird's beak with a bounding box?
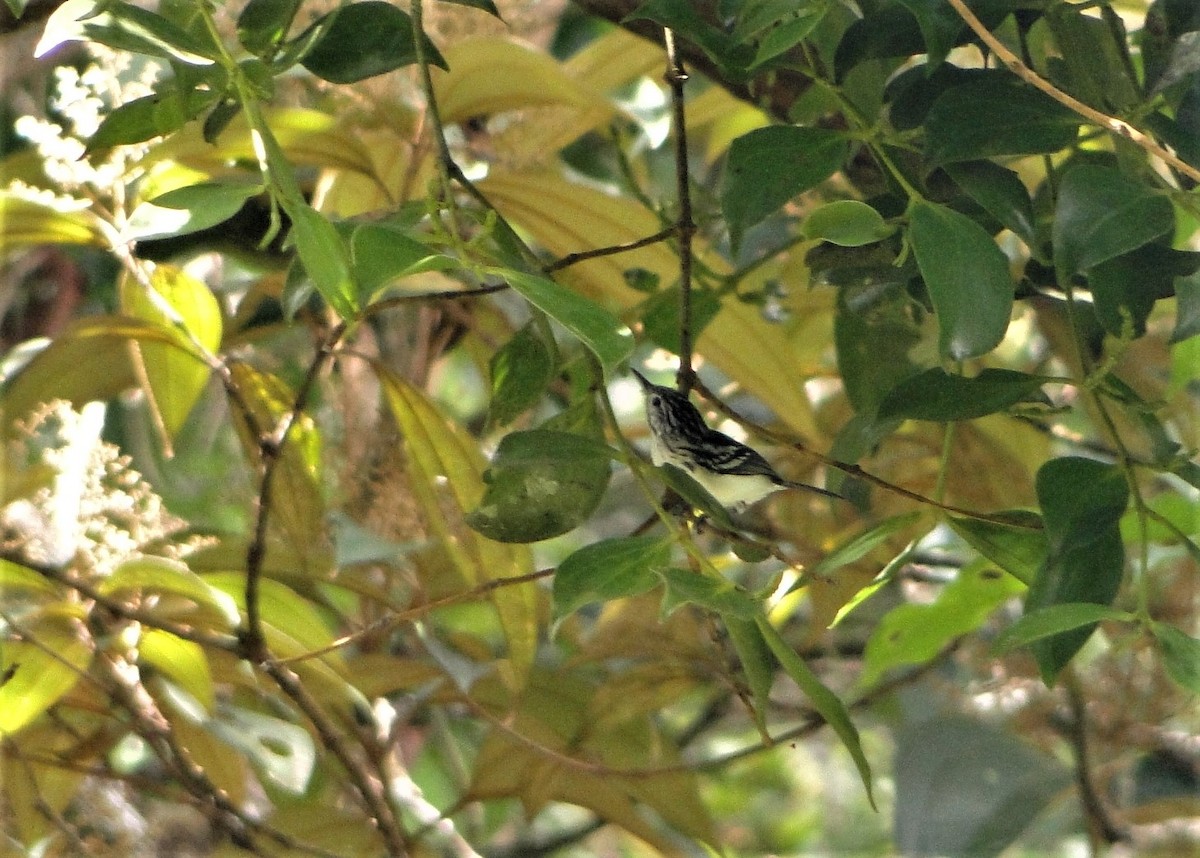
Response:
[630,368,653,391]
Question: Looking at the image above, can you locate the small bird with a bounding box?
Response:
[631,369,839,512]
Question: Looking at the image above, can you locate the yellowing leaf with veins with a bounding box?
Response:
[563,28,665,93]
[380,369,537,687]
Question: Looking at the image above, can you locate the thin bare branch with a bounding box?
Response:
[663,28,698,393]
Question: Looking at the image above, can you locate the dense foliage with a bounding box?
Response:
[1,0,1197,855]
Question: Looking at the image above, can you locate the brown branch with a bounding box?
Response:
[663,28,699,393]
[9,554,240,653]
[1062,673,1129,848]
[543,226,679,273]
[945,0,1200,185]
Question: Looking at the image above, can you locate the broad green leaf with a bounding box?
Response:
[722,127,846,250]
[36,0,216,64]
[802,199,894,247]
[486,324,555,428]
[894,717,1071,856]
[0,189,104,247]
[801,511,922,584]
[290,206,357,319]
[1,316,187,432]
[126,179,263,241]
[724,616,774,738]
[466,429,614,543]
[993,603,1135,653]
[0,610,93,735]
[757,616,875,809]
[747,4,828,71]
[626,0,747,75]
[120,265,221,445]
[1053,164,1175,276]
[227,363,327,572]
[139,629,215,711]
[351,222,456,304]
[909,199,1014,360]
[862,561,1025,686]
[87,86,219,153]
[948,512,1046,585]
[658,567,759,619]
[381,371,537,687]
[552,536,670,619]
[100,556,240,627]
[203,573,338,662]
[895,0,966,69]
[1045,4,1138,113]
[299,1,446,84]
[1152,622,1200,694]
[924,74,1079,167]
[639,286,722,354]
[1171,269,1200,343]
[237,0,302,55]
[834,283,923,417]
[944,161,1038,250]
[878,368,1050,422]
[498,270,635,378]
[1087,244,1197,339]
[1025,457,1128,683]
[833,4,926,81]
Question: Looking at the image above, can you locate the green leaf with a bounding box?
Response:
[862,561,1025,686]
[37,0,217,64]
[290,206,357,319]
[438,0,502,16]
[351,222,456,304]
[0,610,93,736]
[947,512,1047,585]
[466,429,614,543]
[0,190,103,247]
[894,717,1071,856]
[909,199,1014,360]
[722,126,846,250]
[139,629,215,711]
[0,559,59,597]
[1,316,187,431]
[724,616,774,738]
[299,1,447,84]
[943,161,1038,250]
[924,74,1080,167]
[747,5,828,71]
[801,200,894,247]
[626,0,748,75]
[1171,269,1200,343]
[120,265,222,444]
[1045,4,1138,113]
[757,616,875,809]
[1025,457,1128,683]
[1053,164,1175,276]
[895,0,966,69]
[497,270,635,378]
[639,286,722,354]
[1151,622,1200,694]
[87,87,218,153]
[1087,244,1197,339]
[658,568,759,619]
[100,557,241,628]
[237,0,302,56]
[993,603,1135,653]
[552,536,670,619]
[801,512,922,585]
[126,179,263,241]
[486,324,556,428]
[878,368,1050,422]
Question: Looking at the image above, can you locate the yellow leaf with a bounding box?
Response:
[120,265,222,450]
[563,28,665,94]
[379,369,537,687]
[686,84,770,162]
[0,188,104,247]
[0,610,93,736]
[139,629,215,712]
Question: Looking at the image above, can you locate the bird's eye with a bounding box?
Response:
[650,395,661,406]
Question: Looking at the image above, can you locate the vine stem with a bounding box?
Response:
[663,28,698,393]
[945,0,1200,185]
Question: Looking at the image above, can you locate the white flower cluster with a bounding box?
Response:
[12,46,162,200]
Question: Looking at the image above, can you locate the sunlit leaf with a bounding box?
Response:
[100,556,241,628]
[994,603,1135,653]
[120,265,221,447]
[126,178,263,241]
[802,199,894,247]
[0,189,104,247]
[948,512,1046,585]
[139,629,215,711]
[0,610,93,736]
